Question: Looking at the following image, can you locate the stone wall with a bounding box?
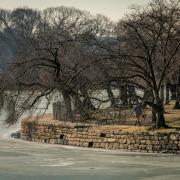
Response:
[21,120,180,153]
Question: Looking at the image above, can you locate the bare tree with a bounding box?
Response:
[112,0,180,128]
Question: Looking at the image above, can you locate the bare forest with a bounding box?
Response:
[1,0,180,128]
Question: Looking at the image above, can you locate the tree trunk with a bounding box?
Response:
[165,82,170,105]
[169,84,176,100]
[155,94,168,128]
[156,108,166,128]
[174,84,180,109]
[144,93,167,129]
[120,85,128,106]
[0,92,4,110]
[174,66,180,109]
[106,85,116,107]
[62,91,73,119]
[128,85,136,107]
[73,94,91,120]
[53,102,66,120]
[80,88,96,111]
[73,94,80,114]
[152,106,156,128]
[160,85,164,104]
[174,100,180,109]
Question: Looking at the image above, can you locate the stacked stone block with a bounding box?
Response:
[21,121,180,153]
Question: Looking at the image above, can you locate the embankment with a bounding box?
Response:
[21,116,180,153]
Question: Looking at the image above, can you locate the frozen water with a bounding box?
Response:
[0,100,180,180]
[0,124,180,180]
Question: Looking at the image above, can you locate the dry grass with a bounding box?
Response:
[22,114,88,128]
[22,101,180,133]
[22,114,66,126]
[144,101,180,127]
[91,125,147,133]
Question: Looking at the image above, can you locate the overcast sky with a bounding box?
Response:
[0,0,150,21]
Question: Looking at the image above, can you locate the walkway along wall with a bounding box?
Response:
[21,120,180,153]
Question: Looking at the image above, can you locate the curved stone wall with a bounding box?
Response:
[21,120,180,153]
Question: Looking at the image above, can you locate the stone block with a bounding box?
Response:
[152,141,159,145]
[83,142,89,147]
[140,140,146,145]
[113,143,120,149]
[139,145,147,150]
[145,140,152,145]
[170,134,179,141]
[105,143,109,149]
[146,145,153,151]
[119,139,127,144]
[99,143,105,148]
[153,145,161,151]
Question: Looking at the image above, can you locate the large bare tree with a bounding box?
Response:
[113,0,180,128]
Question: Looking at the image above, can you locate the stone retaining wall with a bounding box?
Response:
[21,120,180,153]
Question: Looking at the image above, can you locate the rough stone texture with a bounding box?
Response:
[21,121,180,153]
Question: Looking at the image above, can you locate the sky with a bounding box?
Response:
[0,0,150,21]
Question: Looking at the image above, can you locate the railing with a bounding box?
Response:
[53,102,128,125]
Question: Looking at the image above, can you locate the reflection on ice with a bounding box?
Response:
[40,162,74,167]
